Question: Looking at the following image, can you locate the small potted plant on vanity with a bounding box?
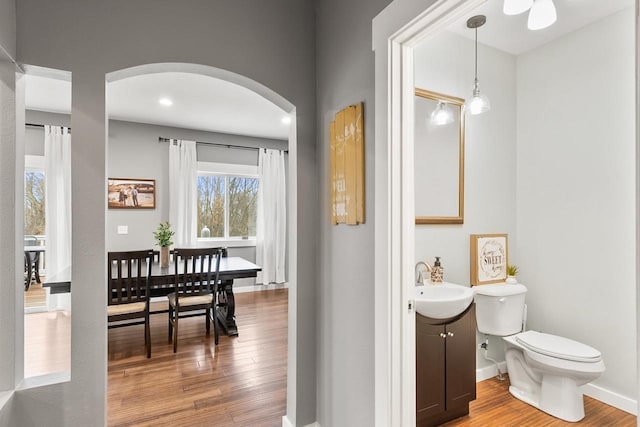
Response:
[153,221,175,268]
[506,264,519,284]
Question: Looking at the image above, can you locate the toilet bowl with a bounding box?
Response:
[503,330,605,422]
[474,284,605,422]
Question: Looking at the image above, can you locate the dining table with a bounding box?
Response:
[44,255,261,337]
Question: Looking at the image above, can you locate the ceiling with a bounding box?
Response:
[447,0,633,55]
[25,0,632,137]
[25,72,290,140]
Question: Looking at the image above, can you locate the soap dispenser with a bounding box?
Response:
[431,256,444,283]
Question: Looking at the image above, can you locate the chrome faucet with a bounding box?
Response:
[415,261,433,285]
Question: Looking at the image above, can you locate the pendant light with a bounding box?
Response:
[527,0,557,31]
[465,15,490,116]
[502,0,557,31]
[503,0,533,15]
[430,101,454,126]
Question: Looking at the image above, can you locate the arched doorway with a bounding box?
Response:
[105,63,298,425]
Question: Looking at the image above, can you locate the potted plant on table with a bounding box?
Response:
[153,221,175,268]
[506,264,519,284]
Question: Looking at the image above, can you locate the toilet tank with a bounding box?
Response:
[474,283,527,336]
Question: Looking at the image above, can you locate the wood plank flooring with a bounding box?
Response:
[444,375,637,427]
[26,287,634,426]
[25,280,46,308]
[108,288,288,427]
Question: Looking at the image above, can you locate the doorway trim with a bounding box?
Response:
[372,1,493,426]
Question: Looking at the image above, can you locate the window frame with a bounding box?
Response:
[196,161,259,247]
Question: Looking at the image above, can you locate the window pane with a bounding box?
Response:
[197,175,225,238]
[228,177,258,237]
[25,171,46,235]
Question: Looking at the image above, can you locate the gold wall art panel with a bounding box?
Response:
[330,103,364,225]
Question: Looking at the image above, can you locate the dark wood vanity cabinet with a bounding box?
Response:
[416,304,476,427]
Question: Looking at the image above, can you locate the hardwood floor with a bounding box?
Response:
[443,375,637,427]
[25,280,47,308]
[108,288,288,427]
[25,288,637,426]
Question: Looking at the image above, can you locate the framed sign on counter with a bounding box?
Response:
[470,233,508,285]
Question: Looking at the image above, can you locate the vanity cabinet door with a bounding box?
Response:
[445,304,477,409]
[416,316,446,422]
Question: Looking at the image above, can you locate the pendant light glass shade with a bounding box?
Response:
[527,0,557,31]
[430,102,454,126]
[503,0,533,15]
[466,80,491,115]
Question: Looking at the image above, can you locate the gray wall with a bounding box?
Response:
[0,57,20,395]
[315,0,391,425]
[25,110,287,288]
[0,0,15,61]
[13,1,317,425]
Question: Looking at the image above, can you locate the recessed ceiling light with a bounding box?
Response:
[281,116,292,125]
[158,97,173,107]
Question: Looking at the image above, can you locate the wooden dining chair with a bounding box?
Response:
[168,247,223,353]
[108,249,154,358]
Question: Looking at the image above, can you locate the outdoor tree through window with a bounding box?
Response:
[25,171,45,236]
[197,174,258,239]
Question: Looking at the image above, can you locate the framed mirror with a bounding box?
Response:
[414,88,465,224]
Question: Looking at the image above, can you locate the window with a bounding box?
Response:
[25,156,45,236]
[197,163,259,241]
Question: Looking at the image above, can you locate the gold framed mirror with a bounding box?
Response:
[414,88,465,224]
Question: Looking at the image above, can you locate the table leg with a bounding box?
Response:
[215,280,238,336]
[34,257,41,283]
[24,254,33,291]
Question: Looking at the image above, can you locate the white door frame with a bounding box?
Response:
[372,1,487,426]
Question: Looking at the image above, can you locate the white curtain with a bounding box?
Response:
[256,149,286,284]
[169,139,197,247]
[45,125,72,309]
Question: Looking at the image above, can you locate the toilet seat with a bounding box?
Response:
[515,331,602,363]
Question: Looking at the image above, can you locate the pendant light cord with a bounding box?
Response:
[474,27,478,82]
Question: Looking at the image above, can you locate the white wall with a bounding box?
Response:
[517,8,636,401]
[413,31,518,370]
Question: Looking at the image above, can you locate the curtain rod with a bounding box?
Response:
[26,122,71,131]
[158,136,288,153]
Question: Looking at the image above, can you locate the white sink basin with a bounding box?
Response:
[414,282,474,319]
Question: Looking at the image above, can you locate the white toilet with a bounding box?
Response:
[474,283,605,422]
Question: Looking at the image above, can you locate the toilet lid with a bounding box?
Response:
[516,331,602,363]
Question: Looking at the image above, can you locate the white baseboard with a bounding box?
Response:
[583,383,637,415]
[235,282,288,294]
[281,415,320,427]
[476,361,507,382]
[24,306,48,314]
